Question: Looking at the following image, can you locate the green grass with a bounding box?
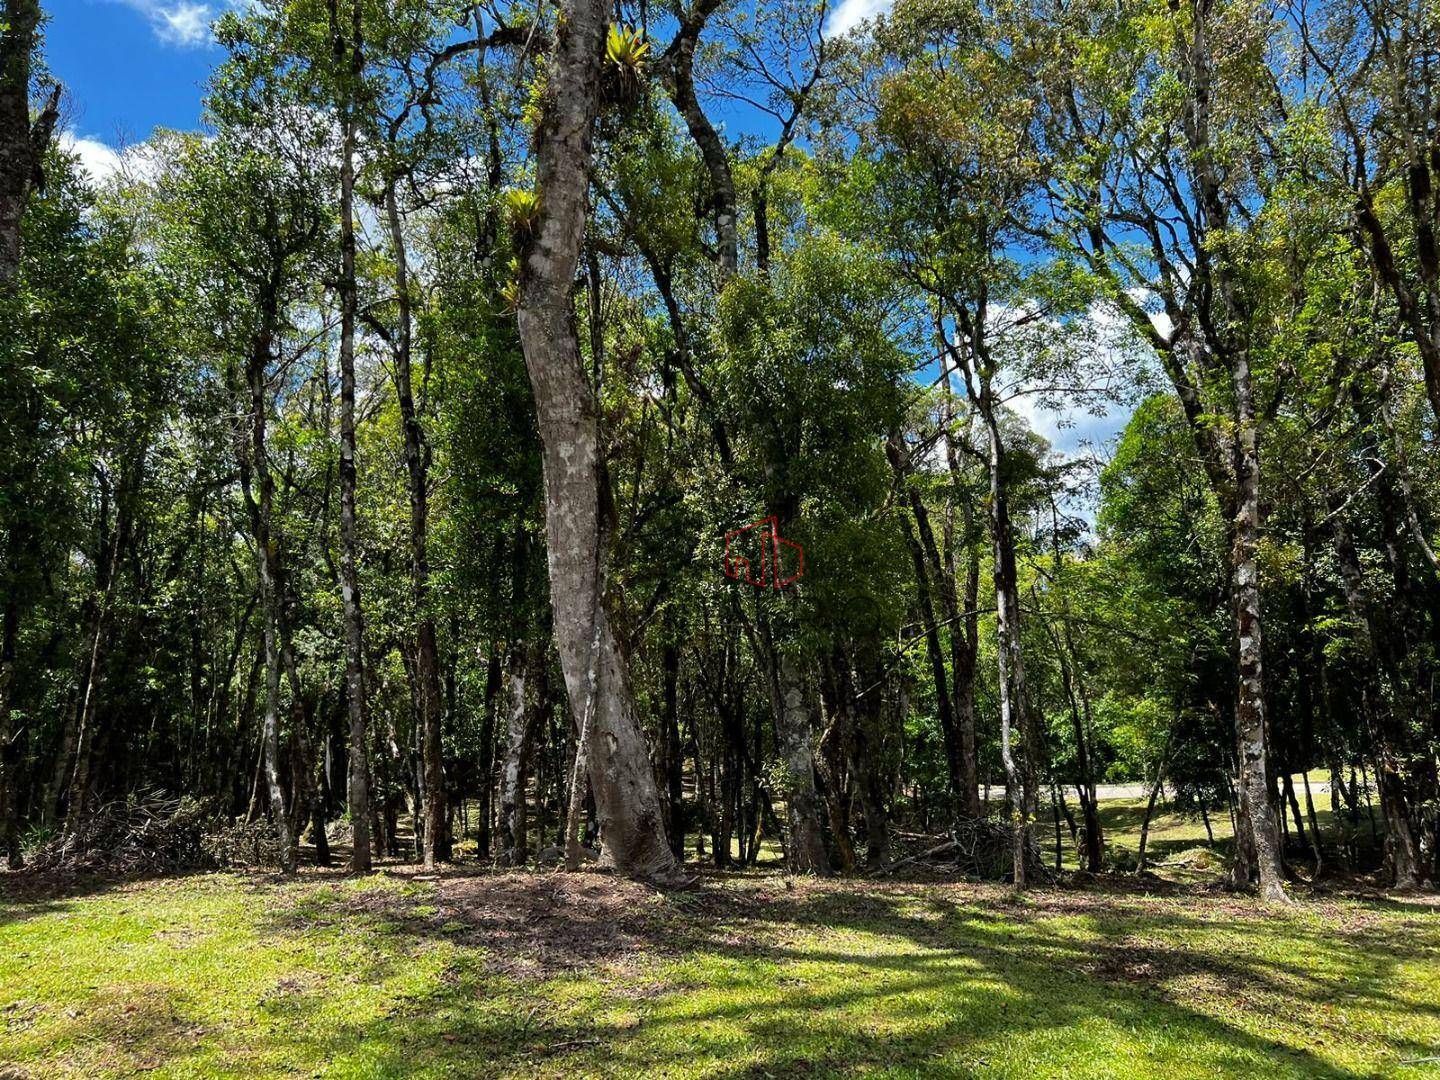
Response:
[2,811,1438,1079]
[1021,785,1383,879]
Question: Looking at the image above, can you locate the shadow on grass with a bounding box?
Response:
[9,863,1439,1078]
[0,868,221,929]
[283,870,1440,1075]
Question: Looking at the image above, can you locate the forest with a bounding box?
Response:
[2,0,1440,1074]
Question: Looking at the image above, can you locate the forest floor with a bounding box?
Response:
[2,802,1438,1079]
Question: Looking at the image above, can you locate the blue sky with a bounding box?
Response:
[45,0,1131,468]
[49,0,217,147]
[47,0,894,147]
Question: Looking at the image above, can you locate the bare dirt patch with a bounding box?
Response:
[428,870,702,977]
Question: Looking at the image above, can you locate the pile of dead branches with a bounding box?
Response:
[201,818,283,869]
[25,791,218,873]
[952,815,1047,881]
[874,815,1049,882]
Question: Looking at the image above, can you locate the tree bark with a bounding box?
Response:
[1227,345,1287,900]
[658,0,736,277]
[383,174,445,868]
[887,434,965,818]
[497,644,537,866]
[0,589,22,867]
[814,703,855,875]
[330,0,373,874]
[942,316,1042,885]
[1173,0,1288,901]
[898,510,963,814]
[986,414,1039,888]
[777,652,830,874]
[244,330,295,872]
[940,376,983,818]
[0,0,59,285]
[514,0,688,887]
[64,461,137,833]
[661,633,685,858]
[476,639,502,859]
[827,649,890,868]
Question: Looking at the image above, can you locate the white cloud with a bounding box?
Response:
[109,0,216,47]
[826,0,894,38]
[155,1,213,45]
[60,132,124,182]
[1009,393,1133,458]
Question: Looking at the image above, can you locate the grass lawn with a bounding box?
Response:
[2,813,1438,1078]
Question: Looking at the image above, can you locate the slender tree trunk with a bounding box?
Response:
[0,591,22,867]
[65,467,134,834]
[941,377,982,817]
[1136,773,1163,872]
[1042,502,1104,871]
[331,0,373,873]
[815,694,856,875]
[887,436,965,816]
[952,544,982,820]
[231,291,297,872]
[497,645,539,866]
[383,176,445,869]
[903,519,963,812]
[1283,773,1320,876]
[1228,348,1287,900]
[477,642,501,859]
[661,634,685,859]
[979,397,1040,886]
[831,650,889,867]
[777,652,830,874]
[1052,629,1104,873]
[945,321,1042,885]
[514,0,687,886]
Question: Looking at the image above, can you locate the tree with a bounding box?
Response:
[1031,0,1292,898]
[0,0,58,284]
[514,0,689,887]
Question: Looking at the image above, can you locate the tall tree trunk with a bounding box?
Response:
[1049,622,1104,873]
[252,440,294,869]
[477,641,502,859]
[0,589,21,867]
[828,649,890,868]
[383,175,445,868]
[1173,0,1288,900]
[231,291,297,872]
[65,463,135,833]
[0,0,58,284]
[941,376,982,817]
[888,444,964,819]
[1136,750,1167,873]
[815,689,856,875]
[1045,503,1104,872]
[900,512,963,815]
[944,321,1042,885]
[661,633,685,858]
[514,0,688,887]
[331,0,373,873]
[777,652,830,874]
[987,417,1039,887]
[497,645,537,866]
[1228,348,1287,900]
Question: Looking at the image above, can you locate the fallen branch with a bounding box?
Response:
[867,840,957,878]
